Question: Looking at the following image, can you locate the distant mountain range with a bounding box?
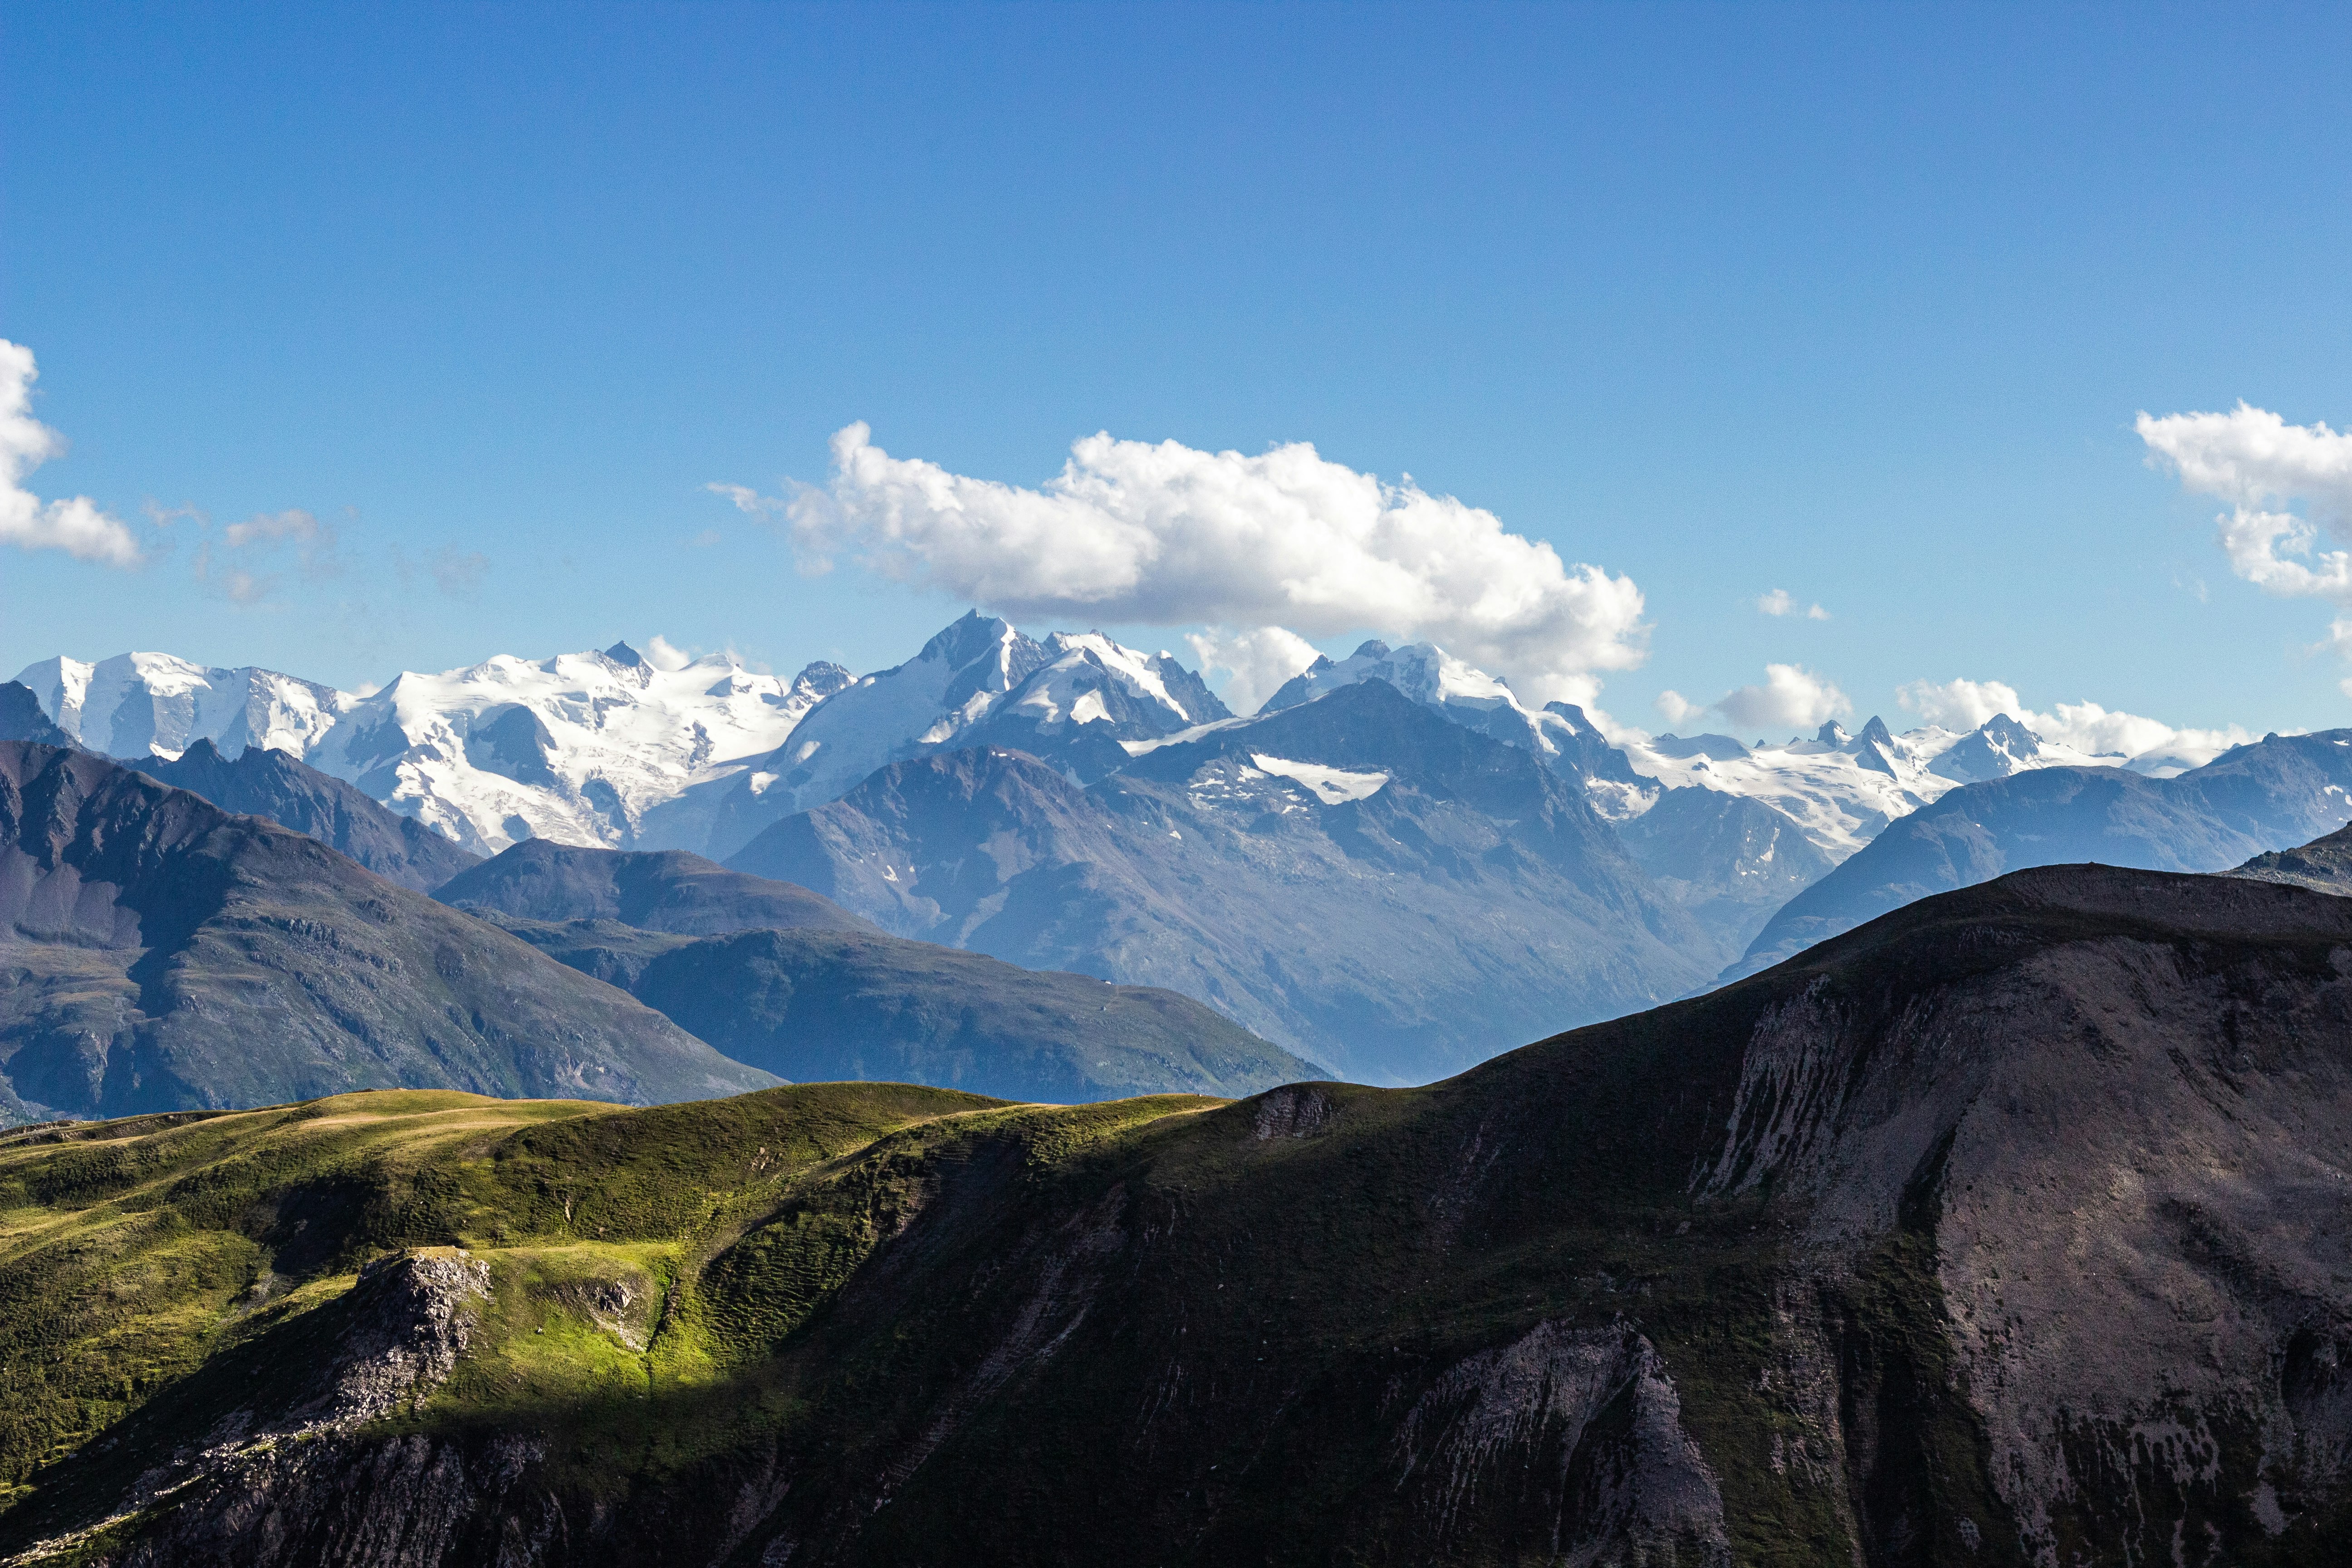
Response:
[1729,729,2352,977]
[13,617,2299,1083]
[728,678,1712,1081]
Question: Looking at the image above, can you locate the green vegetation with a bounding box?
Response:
[0,1085,1029,1520]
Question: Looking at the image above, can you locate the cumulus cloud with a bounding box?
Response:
[1894,676,2024,731]
[1184,625,1323,715]
[1654,664,1849,734]
[2139,402,2352,601]
[1716,664,1849,733]
[1755,588,1829,620]
[723,423,1649,706]
[1654,690,1704,726]
[1898,676,2254,769]
[645,634,694,671]
[0,340,142,566]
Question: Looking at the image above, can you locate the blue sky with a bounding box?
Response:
[4,2,2349,742]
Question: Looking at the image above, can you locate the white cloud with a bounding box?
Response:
[2139,403,2352,601]
[1899,676,2254,768]
[1716,664,1849,733]
[645,634,694,671]
[730,423,1649,706]
[1654,664,1848,735]
[1756,588,1829,620]
[0,340,142,566]
[1895,676,2024,731]
[1184,625,1322,715]
[1654,690,1703,725]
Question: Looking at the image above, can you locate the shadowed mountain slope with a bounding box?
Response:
[130,737,480,893]
[1730,729,2352,979]
[486,914,1323,1102]
[431,839,879,935]
[3,863,2350,1563]
[0,683,74,749]
[0,742,776,1122]
[2230,818,2352,895]
[728,679,1714,1082]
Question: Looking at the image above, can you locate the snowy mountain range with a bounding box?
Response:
[12,617,2221,871]
[11,617,2305,1080]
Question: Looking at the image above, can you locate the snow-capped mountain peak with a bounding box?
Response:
[699,613,1234,857]
[13,652,352,760]
[299,645,829,853]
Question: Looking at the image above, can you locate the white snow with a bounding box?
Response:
[298,647,828,852]
[13,652,353,758]
[1612,721,2118,861]
[763,618,1037,813]
[1248,753,1390,804]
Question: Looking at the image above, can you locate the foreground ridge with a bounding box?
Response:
[0,863,2348,1564]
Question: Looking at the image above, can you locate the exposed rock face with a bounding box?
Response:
[1703,868,2352,1561]
[2230,818,2352,895]
[13,1251,497,1568]
[1393,1320,1730,1565]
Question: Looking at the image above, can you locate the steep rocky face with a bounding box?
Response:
[430,838,877,935]
[488,914,1324,1102]
[4,864,2349,1564]
[0,741,776,1121]
[130,738,480,893]
[729,679,1715,1082]
[1732,729,2352,979]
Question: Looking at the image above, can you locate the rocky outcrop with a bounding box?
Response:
[1394,1320,1730,1564]
[2230,818,2352,896]
[11,1252,497,1568]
